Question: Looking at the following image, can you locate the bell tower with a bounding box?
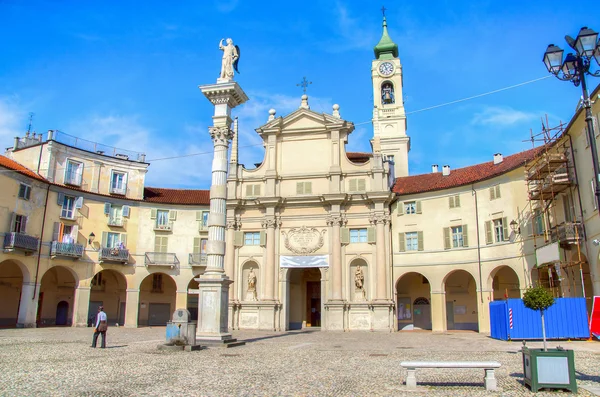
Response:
[371,14,410,177]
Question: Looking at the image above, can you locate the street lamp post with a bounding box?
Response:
[543,27,600,215]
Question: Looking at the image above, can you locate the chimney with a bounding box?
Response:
[431,164,439,173]
[442,165,451,176]
[493,153,503,165]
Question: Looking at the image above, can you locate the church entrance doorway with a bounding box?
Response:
[287,268,322,330]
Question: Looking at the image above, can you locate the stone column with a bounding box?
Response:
[72,286,91,327]
[326,214,345,300]
[175,290,188,311]
[17,282,39,328]
[370,213,390,300]
[225,217,238,300]
[430,290,446,333]
[262,217,277,300]
[196,80,248,345]
[124,288,140,328]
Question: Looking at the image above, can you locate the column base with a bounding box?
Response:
[237,301,280,331]
[324,300,347,331]
[195,273,233,339]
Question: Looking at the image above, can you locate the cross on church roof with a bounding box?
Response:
[381,6,386,16]
[296,76,312,94]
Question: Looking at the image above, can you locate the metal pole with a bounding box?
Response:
[579,61,600,215]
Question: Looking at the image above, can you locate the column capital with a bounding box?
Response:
[369,212,390,225]
[261,216,281,229]
[209,126,233,145]
[326,213,347,227]
[226,215,242,230]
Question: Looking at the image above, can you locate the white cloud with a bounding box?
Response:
[66,115,214,188]
[471,106,539,126]
[0,96,27,147]
[323,2,378,53]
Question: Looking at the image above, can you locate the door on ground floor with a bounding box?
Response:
[148,303,171,326]
[288,268,322,330]
[55,301,69,325]
[88,301,103,327]
[307,281,321,327]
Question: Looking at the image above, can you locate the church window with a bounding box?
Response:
[381,82,395,104]
[244,232,261,246]
[350,228,368,243]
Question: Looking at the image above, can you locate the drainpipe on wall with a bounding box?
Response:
[32,183,51,303]
[472,185,484,304]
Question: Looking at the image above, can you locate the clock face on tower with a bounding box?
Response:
[378,62,394,76]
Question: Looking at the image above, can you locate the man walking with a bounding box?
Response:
[91,306,108,348]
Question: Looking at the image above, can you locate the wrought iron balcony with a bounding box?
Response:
[3,232,39,253]
[550,222,584,245]
[189,253,207,266]
[50,241,84,259]
[154,222,173,232]
[109,186,127,195]
[108,217,125,227]
[145,252,179,269]
[99,247,129,263]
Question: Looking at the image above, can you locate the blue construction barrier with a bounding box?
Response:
[489,298,589,340]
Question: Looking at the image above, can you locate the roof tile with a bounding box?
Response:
[143,187,210,205]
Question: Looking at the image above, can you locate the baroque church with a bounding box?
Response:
[0,16,598,333]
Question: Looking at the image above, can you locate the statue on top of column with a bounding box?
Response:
[219,38,240,81]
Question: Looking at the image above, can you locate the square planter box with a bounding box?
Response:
[522,347,577,393]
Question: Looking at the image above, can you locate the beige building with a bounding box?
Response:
[0,17,598,334]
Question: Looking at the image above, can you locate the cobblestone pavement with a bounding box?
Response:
[0,327,598,396]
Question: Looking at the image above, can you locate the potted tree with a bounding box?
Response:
[521,286,577,393]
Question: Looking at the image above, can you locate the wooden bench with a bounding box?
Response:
[400,361,501,391]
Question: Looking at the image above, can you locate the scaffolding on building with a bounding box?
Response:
[524,117,588,299]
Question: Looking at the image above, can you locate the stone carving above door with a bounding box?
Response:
[281,226,326,255]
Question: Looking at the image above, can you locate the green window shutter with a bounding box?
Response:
[485,221,493,245]
[443,227,451,250]
[259,230,266,246]
[462,224,469,247]
[104,203,111,215]
[397,201,404,216]
[196,211,202,221]
[357,179,366,191]
[416,201,422,214]
[193,237,201,254]
[234,231,243,247]
[349,179,357,192]
[246,185,253,196]
[150,209,157,219]
[502,217,509,241]
[489,187,495,200]
[340,227,349,244]
[367,227,376,243]
[495,185,501,199]
[449,196,455,209]
[455,195,460,207]
[417,231,424,251]
[120,233,127,248]
[122,205,130,218]
[305,182,312,194]
[296,182,304,195]
[101,231,108,247]
[398,233,405,252]
[169,210,177,221]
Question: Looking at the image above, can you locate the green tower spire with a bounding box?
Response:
[374,16,398,60]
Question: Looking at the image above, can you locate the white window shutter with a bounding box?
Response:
[71,225,79,242]
[495,185,501,199]
[502,217,509,241]
[305,182,312,194]
[340,227,349,244]
[123,172,128,191]
[120,233,127,248]
[485,221,493,245]
[449,196,455,209]
[169,210,177,221]
[462,224,469,247]
[455,195,460,207]
[417,231,424,251]
[254,185,261,196]
[75,196,83,209]
[234,231,243,247]
[397,201,404,216]
[193,237,201,254]
[416,201,422,214]
[104,203,111,215]
[101,231,108,247]
[196,211,202,221]
[154,236,161,252]
[296,182,304,195]
[489,187,495,200]
[349,179,357,192]
[150,208,157,219]
[245,185,253,197]
[259,230,266,246]
[122,205,130,218]
[443,227,451,250]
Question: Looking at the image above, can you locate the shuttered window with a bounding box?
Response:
[449,195,460,208]
[154,236,168,253]
[244,232,261,245]
[18,184,31,200]
[405,232,418,251]
[348,178,366,192]
[350,228,367,243]
[296,182,312,195]
[245,184,261,197]
[490,185,501,200]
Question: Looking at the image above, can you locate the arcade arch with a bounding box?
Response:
[489,266,521,301]
[0,260,28,327]
[88,270,127,326]
[138,272,176,326]
[38,266,78,326]
[395,272,432,330]
[443,270,478,331]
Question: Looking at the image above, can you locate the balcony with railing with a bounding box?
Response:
[50,241,84,259]
[108,217,125,227]
[189,253,207,267]
[154,221,173,232]
[109,185,127,195]
[550,222,584,245]
[3,232,39,253]
[99,247,129,263]
[145,252,179,269]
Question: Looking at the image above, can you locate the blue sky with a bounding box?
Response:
[1,1,599,188]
